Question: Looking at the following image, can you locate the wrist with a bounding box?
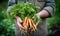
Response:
[37,13,41,19]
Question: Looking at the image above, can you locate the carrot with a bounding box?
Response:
[21,17,37,33]
[28,19,33,29]
[28,18,37,31]
[31,19,37,29]
[26,18,29,30]
[23,17,28,29]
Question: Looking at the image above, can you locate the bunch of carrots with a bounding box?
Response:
[18,17,37,33]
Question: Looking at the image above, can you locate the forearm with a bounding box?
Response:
[37,0,55,19]
[37,10,49,19]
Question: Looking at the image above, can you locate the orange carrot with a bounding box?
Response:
[21,17,37,33]
[23,17,28,29]
[31,19,37,30]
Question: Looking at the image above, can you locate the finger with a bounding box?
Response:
[15,16,19,19]
[19,18,23,24]
[17,21,26,30]
[16,19,26,30]
[16,17,23,29]
[16,16,23,24]
[17,17,23,23]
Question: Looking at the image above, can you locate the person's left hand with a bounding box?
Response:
[32,10,49,26]
[32,13,41,27]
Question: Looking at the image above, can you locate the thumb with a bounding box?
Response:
[16,16,23,23]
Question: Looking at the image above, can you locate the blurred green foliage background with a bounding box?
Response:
[0,0,60,36]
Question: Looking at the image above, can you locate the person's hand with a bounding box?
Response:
[32,13,42,27]
[32,10,49,26]
[15,16,27,32]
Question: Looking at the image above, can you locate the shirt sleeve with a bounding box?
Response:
[8,0,16,6]
[7,0,16,12]
[43,0,55,17]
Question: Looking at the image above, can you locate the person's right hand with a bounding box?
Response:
[15,16,27,32]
